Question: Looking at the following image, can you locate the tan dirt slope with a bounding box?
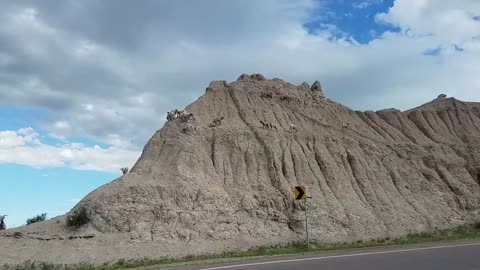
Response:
[1,74,480,265]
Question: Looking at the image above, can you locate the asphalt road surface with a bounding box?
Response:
[171,240,480,270]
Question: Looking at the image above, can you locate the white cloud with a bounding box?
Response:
[354,2,372,9]
[0,127,40,147]
[0,131,27,147]
[0,128,139,172]
[376,0,480,43]
[82,104,94,111]
[53,120,70,131]
[353,0,383,9]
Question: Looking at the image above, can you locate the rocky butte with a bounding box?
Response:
[1,74,480,264]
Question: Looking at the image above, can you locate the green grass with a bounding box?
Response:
[5,223,480,270]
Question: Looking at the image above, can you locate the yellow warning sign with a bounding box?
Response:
[294,186,305,200]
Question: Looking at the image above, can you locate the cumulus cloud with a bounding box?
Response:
[376,0,480,43]
[0,0,479,170]
[0,128,139,172]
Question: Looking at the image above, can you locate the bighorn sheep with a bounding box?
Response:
[213,116,224,126]
[0,215,7,230]
[260,120,269,129]
[166,111,175,121]
[260,120,266,128]
[166,110,180,121]
[179,111,195,122]
[209,116,224,127]
[279,96,292,103]
[260,121,277,130]
[260,92,273,98]
[167,109,193,122]
[289,123,297,133]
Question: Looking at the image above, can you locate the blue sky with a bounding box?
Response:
[0,106,125,227]
[1,164,118,228]
[1,0,480,228]
[305,0,398,43]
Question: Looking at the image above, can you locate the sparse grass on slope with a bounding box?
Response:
[5,223,480,270]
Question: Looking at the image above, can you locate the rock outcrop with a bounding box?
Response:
[310,80,324,97]
[1,75,480,265]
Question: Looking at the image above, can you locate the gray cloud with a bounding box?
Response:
[0,0,479,154]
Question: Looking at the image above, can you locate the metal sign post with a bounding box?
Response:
[305,196,309,251]
[294,186,310,251]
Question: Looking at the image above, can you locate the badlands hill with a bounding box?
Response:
[1,74,480,264]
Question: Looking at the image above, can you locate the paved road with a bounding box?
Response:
[170,241,480,270]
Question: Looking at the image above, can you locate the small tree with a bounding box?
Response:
[121,167,129,175]
[66,207,90,228]
[0,215,6,230]
[26,213,47,225]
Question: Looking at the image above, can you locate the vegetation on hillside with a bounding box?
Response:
[66,208,90,228]
[26,213,47,225]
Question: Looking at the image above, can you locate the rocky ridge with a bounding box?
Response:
[1,74,480,264]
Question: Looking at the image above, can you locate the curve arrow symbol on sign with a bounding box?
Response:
[294,186,305,200]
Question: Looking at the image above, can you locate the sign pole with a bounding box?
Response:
[293,186,309,251]
[305,196,309,251]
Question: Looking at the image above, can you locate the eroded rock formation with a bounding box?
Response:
[1,75,480,264]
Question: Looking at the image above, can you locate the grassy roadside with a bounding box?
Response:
[6,222,480,270]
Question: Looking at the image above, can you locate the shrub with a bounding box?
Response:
[66,207,90,228]
[474,221,480,230]
[120,167,129,175]
[26,213,47,225]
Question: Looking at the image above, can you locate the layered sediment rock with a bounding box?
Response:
[1,75,480,264]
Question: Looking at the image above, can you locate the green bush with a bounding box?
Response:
[66,207,90,228]
[26,213,47,225]
[474,221,480,230]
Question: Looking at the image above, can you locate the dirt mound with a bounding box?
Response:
[2,75,480,264]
